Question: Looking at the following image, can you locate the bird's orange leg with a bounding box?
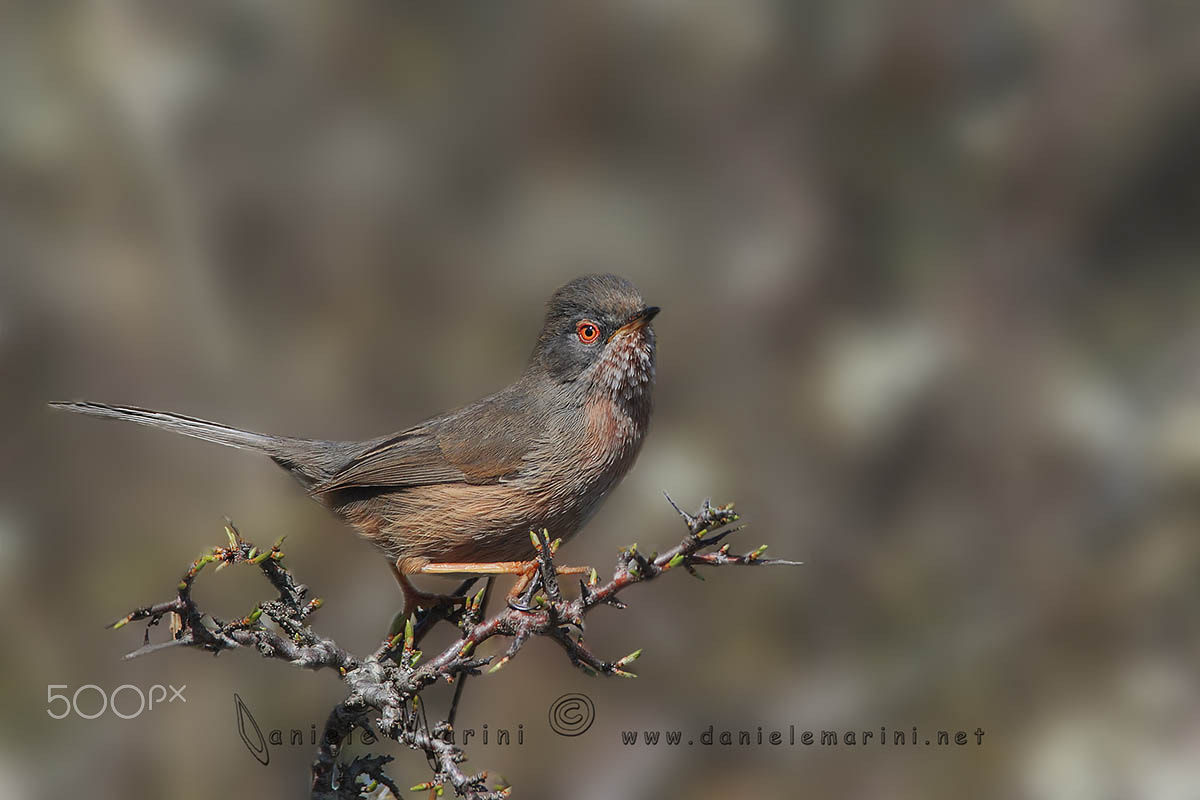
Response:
[417,561,591,600]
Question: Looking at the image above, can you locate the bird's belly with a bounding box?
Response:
[333,397,648,569]
[336,479,608,567]
[335,464,640,568]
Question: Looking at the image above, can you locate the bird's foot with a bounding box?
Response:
[405,586,469,618]
[507,567,546,612]
[389,563,469,624]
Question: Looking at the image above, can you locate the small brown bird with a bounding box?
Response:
[52,274,658,615]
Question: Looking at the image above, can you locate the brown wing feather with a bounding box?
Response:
[310,390,541,495]
[308,429,466,495]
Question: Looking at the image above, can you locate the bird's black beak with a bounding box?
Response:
[610,306,660,340]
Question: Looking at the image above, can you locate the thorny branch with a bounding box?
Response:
[109,497,799,799]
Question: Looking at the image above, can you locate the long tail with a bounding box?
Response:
[48,401,339,487]
[49,401,289,452]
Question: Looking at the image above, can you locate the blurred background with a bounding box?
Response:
[2,1,1199,798]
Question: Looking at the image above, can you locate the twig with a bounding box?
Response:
[110,497,799,798]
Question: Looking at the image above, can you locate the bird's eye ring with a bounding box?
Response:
[576,320,600,344]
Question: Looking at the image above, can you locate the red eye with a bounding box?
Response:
[576,320,600,343]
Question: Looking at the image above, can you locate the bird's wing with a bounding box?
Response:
[309,392,539,495]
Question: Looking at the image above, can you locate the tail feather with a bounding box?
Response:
[49,401,287,452]
[48,401,344,487]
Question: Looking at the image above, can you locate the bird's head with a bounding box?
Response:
[530,274,658,403]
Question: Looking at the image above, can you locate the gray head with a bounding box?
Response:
[529,274,658,399]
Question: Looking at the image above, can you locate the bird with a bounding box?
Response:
[51,273,658,617]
